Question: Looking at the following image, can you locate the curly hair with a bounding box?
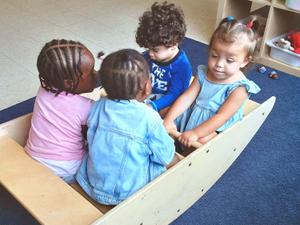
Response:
[99,49,150,100]
[37,39,91,95]
[136,1,186,48]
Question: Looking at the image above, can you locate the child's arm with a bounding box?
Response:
[178,86,248,147]
[150,62,192,112]
[163,78,200,131]
[148,121,176,167]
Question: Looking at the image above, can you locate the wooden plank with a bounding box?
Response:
[70,183,114,214]
[0,136,102,225]
[0,113,32,147]
[244,99,260,115]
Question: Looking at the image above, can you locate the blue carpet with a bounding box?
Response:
[0,37,299,225]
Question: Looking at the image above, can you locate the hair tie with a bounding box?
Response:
[247,19,254,28]
[226,16,235,22]
[97,51,105,60]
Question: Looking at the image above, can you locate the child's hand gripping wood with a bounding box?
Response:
[168,129,202,149]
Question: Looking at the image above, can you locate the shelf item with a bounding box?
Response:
[266,33,300,67]
[285,0,300,11]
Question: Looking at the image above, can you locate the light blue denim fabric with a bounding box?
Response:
[76,97,175,205]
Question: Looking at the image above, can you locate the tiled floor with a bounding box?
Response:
[0,0,218,110]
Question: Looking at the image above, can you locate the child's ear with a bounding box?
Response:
[170,44,179,50]
[64,79,73,89]
[241,56,252,68]
[136,79,152,102]
[145,79,152,95]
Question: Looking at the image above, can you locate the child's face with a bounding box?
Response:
[208,39,249,82]
[148,45,178,63]
[75,50,96,94]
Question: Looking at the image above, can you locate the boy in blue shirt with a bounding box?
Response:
[136,1,193,117]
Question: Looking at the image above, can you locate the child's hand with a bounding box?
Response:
[178,130,199,147]
[163,120,177,132]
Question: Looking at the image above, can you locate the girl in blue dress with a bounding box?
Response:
[163,17,261,147]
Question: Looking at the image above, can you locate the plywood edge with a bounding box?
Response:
[0,136,102,225]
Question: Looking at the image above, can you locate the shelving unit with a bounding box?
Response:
[217,0,300,77]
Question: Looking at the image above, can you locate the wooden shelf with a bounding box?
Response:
[217,0,300,77]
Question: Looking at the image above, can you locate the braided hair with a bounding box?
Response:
[136,1,186,48]
[37,39,89,95]
[99,49,150,100]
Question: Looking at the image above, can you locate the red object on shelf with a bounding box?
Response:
[288,32,300,54]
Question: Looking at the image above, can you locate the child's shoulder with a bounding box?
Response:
[173,49,190,64]
[195,65,208,82]
[228,77,261,95]
[168,49,192,73]
[38,87,93,105]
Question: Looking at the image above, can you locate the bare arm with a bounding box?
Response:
[163,78,200,131]
[179,86,248,146]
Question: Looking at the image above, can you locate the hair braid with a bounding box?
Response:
[37,39,87,95]
[99,49,150,100]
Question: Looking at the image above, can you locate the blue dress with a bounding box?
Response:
[176,65,261,133]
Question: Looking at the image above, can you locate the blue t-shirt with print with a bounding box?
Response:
[144,49,192,111]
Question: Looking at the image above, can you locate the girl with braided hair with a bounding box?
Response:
[76,49,179,205]
[164,17,261,147]
[25,39,97,183]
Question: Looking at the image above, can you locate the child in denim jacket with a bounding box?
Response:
[76,49,178,205]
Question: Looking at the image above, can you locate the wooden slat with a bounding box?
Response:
[70,183,114,214]
[0,136,102,225]
[244,99,260,116]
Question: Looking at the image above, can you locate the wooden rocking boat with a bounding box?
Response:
[0,94,275,225]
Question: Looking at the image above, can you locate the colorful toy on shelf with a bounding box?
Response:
[288,31,300,54]
[275,38,294,51]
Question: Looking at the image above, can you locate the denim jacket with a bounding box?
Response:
[76,97,175,205]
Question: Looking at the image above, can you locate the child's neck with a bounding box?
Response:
[168,46,179,62]
[160,46,179,63]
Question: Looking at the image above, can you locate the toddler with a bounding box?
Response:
[164,17,261,147]
[136,1,192,116]
[25,39,96,183]
[76,49,177,205]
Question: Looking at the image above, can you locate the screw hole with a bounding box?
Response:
[262,112,265,116]
[140,223,143,225]
[188,162,192,167]
[177,209,181,212]
[201,188,204,192]
[206,149,209,153]
[233,148,236,152]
